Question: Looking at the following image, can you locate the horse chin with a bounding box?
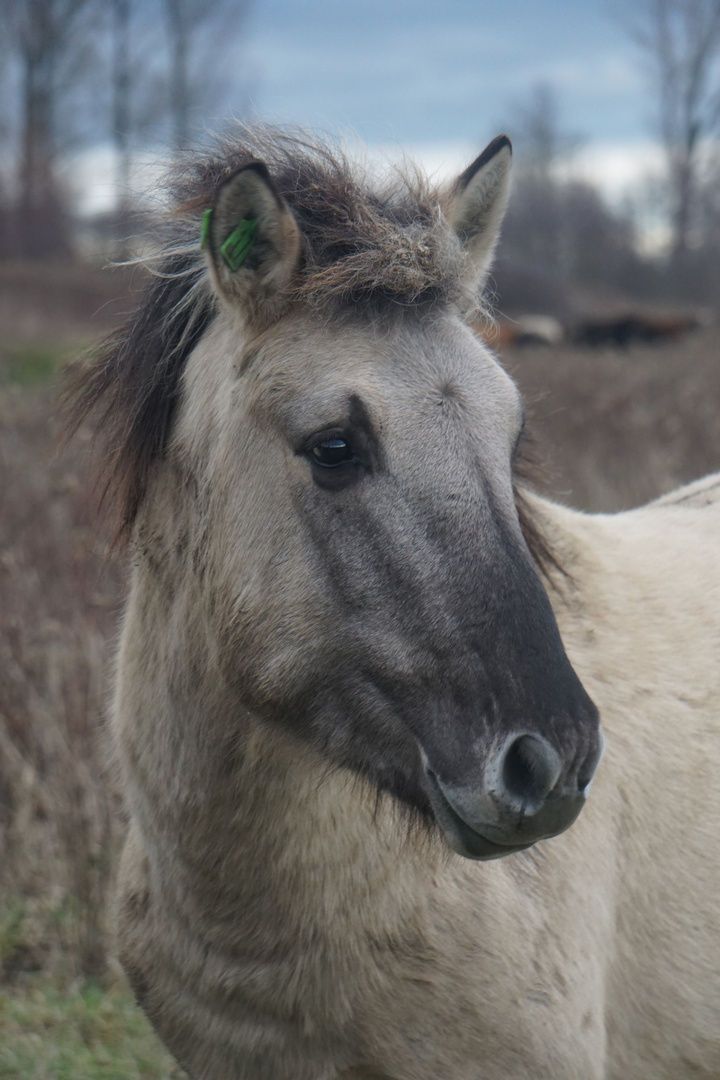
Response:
[424,768,538,862]
[447,832,536,862]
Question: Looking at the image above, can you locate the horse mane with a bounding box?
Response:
[65,124,554,575]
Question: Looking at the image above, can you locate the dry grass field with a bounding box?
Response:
[0,263,183,1077]
[0,262,718,1076]
[506,328,720,512]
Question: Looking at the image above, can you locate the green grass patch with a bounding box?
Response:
[0,343,81,388]
[0,978,184,1079]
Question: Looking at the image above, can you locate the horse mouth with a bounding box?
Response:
[424,769,536,861]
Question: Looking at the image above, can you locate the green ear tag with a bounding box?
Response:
[220,217,259,271]
[200,208,213,249]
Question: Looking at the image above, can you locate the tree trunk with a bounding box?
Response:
[112,0,133,254]
[18,36,69,257]
[165,0,190,152]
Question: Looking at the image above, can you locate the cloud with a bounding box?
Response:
[241,2,646,144]
[571,139,665,198]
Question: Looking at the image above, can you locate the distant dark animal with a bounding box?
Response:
[574,311,699,348]
[71,127,720,1080]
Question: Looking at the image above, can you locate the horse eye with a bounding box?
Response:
[311,437,354,468]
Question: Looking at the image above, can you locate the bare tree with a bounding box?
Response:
[495,84,646,311]
[500,84,583,274]
[162,0,253,153]
[0,0,254,258]
[511,82,583,182]
[619,0,720,266]
[104,0,173,251]
[3,0,99,256]
[111,0,131,211]
[164,0,190,151]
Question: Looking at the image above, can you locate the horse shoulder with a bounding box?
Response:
[523,485,720,1077]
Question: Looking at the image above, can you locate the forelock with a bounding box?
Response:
[169,124,474,314]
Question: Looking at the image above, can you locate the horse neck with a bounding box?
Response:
[114,565,439,953]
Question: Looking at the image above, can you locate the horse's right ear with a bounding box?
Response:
[203,162,301,323]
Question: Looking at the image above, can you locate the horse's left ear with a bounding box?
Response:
[448,135,512,284]
[203,161,301,323]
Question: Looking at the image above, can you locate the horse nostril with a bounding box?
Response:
[499,735,562,813]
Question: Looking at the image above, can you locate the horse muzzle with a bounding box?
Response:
[422,729,605,860]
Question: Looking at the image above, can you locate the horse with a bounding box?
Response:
[573,311,700,348]
[475,314,565,349]
[71,127,720,1079]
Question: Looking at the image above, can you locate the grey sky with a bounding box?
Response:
[239,0,649,148]
[74,1,663,212]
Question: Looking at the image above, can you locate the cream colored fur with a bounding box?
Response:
[108,134,719,1079]
[114,438,720,1080]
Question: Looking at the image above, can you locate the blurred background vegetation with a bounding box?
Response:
[1,0,719,1075]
